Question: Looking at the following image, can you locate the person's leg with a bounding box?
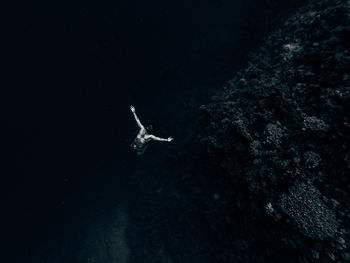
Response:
[136,145,148,156]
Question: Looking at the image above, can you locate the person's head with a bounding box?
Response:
[146,123,155,133]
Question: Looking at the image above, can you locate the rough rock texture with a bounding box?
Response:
[183,0,350,262]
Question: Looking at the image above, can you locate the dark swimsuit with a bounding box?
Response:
[131,137,149,155]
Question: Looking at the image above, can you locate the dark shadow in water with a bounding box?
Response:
[3,0,306,262]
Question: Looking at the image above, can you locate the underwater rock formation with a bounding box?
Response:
[184,0,350,262]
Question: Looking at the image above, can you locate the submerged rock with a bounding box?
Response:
[279,181,339,240]
[184,0,350,262]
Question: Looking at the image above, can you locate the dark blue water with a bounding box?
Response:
[3,0,304,261]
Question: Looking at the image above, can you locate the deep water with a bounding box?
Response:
[3,0,306,262]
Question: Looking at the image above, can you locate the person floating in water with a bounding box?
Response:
[130,105,173,155]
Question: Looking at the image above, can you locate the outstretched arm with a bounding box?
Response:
[150,135,173,142]
[130,105,144,129]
